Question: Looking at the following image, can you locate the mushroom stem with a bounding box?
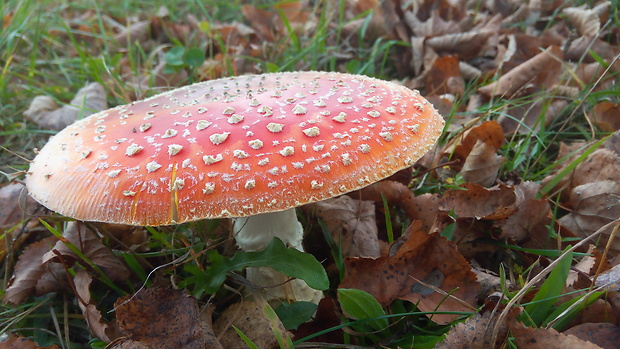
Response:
[233,208,323,304]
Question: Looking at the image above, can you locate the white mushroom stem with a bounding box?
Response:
[233,208,323,304]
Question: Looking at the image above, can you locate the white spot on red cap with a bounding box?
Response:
[203,154,223,165]
[359,144,371,153]
[258,158,270,166]
[379,132,393,141]
[125,144,143,156]
[168,144,183,156]
[244,179,256,190]
[162,129,178,138]
[139,123,151,132]
[292,104,307,115]
[367,110,380,118]
[341,153,352,166]
[303,127,320,137]
[209,132,230,145]
[223,107,235,115]
[234,149,250,159]
[203,182,215,194]
[107,169,121,178]
[146,161,162,172]
[197,107,208,114]
[280,146,295,156]
[123,190,136,197]
[248,139,263,149]
[267,123,284,133]
[196,120,212,130]
[228,114,244,124]
[332,112,347,123]
[170,178,184,191]
[311,180,323,189]
[338,95,353,103]
[313,99,326,107]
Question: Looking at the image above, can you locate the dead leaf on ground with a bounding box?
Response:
[214,298,289,349]
[23,82,108,130]
[74,270,119,343]
[498,181,551,243]
[592,101,620,132]
[510,322,603,349]
[0,334,60,349]
[111,287,220,349]
[339,226,478,324]
[436,310,517,349]
[564,323,620,349]
[439,183,517,220]
[443,120,504,173]
[458,139,505,186]
[3,237,57,305]
[307,196,380,258]
[558,180,620,255]
[42,222,130,281]
[478,45,563,98]
[425,56,465,96]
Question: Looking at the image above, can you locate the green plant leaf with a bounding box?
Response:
[232,326,259,349]
[275,301,318,330]
[183,47,206,68]
[521,247,573,326]
[204,238,328,293]
[164,46,185,66]
[262,300,295,348]
[338,288,388,331]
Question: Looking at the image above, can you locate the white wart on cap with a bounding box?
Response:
[26,71,445,225]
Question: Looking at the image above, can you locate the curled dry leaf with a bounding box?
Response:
[425,55,465,96]
[426,30,495,60]
[3,237,57,305]
[439,183,518,220]
[74,270,118,343]
[435,311,514,349]
[41,222,129,281]
[510,322,603,349]
[214,298,288,349]
[558,180,620,255]
[339,226,478,325]
[562,5,603,37]
[478,45,563,98]
[458,139,505,187]
[443,120,504,173]
[111,287,219,349]
[0,334,60,349]
[497,181,551,243]
[564,323,620,349]
[0,182,41,227]
[592,101,620,132]
[307,196,380,258]
[23,83,108,131]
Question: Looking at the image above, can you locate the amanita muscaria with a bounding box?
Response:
[26,71,444,303]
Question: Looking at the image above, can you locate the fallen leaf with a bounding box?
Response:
[564,323,620,349]
[563,5,606,37]
[425,56,465,96]
[308,196,380,258]
[23,82,108,130]
[214,298,289,349]
[458,139,505,186]
[74,270,118,343]
[3,237,57,305]
[42,222,130,281]
[0,182,40,226]
[439,183,518,220]
[444,121,504,172]
[510,322,603,349]
[436,311,513,349]
[339,226,478,324]
[592,101,620,132]
[558,180,620,254]
[0,334,60,349]
[498,181,551,243]
[478,45,563,98]
[111,287,219,349]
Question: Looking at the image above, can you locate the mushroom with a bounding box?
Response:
[25,71,444,304]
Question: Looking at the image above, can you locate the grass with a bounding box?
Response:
[1,0,619,348]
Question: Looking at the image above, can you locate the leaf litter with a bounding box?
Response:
[3,0,620,347]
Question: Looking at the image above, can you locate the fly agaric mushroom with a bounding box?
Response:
[26,71,444,304]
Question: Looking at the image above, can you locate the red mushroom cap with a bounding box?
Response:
[26,72,444,225]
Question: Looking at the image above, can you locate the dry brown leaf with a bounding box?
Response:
[0,334,60,349]
[339,227,478,324]
[3,237,57,305]
[426,30,495,61]
[444,121,504,172]
[563,6,602,37]
[435,311,511,349]
[114,20,151,46]
[510,322,603,349]
[439,183,518,220]
[478,45,563,98]
[214,298,288,349]
[596,263,620,290]
[404,10,461,38]
[111,287,219,349]
[498,181,551,243]
[0,182,40,227]
[558,180,620,255]
[425,56,465,96]
[564,323,620,349]
[41,222,129,281]
[592,101,620,132]
[23,83,108,130]
[74,270,117,343]
[308,196,380,258]
[458,140,505,186]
